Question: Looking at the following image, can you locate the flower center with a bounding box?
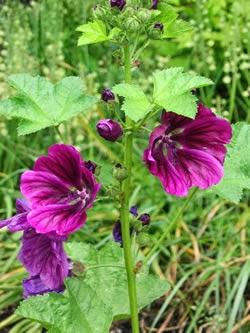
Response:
[68,187,90,208]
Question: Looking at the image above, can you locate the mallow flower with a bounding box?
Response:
[143,104,232,196]
[110,0,126,10]
[21,144,101,236]
[0,199,30,232]
[96,119,123,142]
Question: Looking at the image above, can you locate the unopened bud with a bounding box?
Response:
[113,163,128,181]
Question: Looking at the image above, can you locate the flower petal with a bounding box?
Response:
[27,204,87,236]
[23,275,64,298]
[18,229,69,289]
[34,144,83,189]
[21,171,69,207]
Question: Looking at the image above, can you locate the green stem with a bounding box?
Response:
[120,44,140,333]
[145,187,198,263]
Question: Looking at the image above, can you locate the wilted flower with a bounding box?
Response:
[154,23,164,31]
[18,228,69,295]
[21,144,101,236]
[96,119,123,142]
[101,88,115,102]
[110,0,126,10]
[139,213,151,225]
[113,221,122,245]
[84,160,97,174]
[151,0,159,9]
[143,104,232,196]
[0,199,30,232]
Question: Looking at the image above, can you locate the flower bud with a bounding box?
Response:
[130,205,138,217]
[113,163,128,181]
[137,8,152,22]
[125,17,140,33]
[151,0,159,9]
[93,5,107,19]
[137,232,151,246]
[101,88,115,102]
[139,213,151,225]
[84,160,97,174]
[96,119,123,142]
[154,22,164,31]
[110,0,126,10]
[113,221,122,245]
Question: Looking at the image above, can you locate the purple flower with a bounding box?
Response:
[151,0,159,9]
[154,23,164,31]
[139,213,151,225]
[0,199,30,232]
[23,275,65,298]
[18,228,69,292]
[96,119,123,142]
[130,205,138,217]
[110,0,126,10]
[143,104,232,196]
[20,144,101,236]
[101,88,115,102]
[113,221,122,245]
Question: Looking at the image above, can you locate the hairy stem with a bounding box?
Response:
[120,44,140,333]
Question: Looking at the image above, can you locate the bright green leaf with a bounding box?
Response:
[77,20,109,46]
[0,75,97,135]
[66,242,169,319]
[153,67,213,118]
[113,84,152,122]
[213,123,250,202]
[16,278,112,333]
[162,19,192,38]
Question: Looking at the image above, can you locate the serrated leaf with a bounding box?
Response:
[77,20,108,46]
[0,75,97,135]
[213,123,250,202]
[66,242,169,319]
[113,84,152,122]
[16,278,112,333]
[162,19,192,38]
[153,67,213,118]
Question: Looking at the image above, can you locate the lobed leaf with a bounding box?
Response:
[153,67,213,118]
[0,75,97,135]
[112,84,152,122]
[213,123,250,202]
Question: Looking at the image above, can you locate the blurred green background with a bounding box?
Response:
[0,0,249,332]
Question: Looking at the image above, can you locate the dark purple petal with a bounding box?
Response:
[27,204,87,236]
[113,221,122,245]
[130,205,138,217]
[21,171,69,207]
[96,119,123,142]
[34,144,83,190]
[101,88,115,102]
[139,213,151,225]
[23,275,64,298]
[18,229,69,289]
[110,0,126,10]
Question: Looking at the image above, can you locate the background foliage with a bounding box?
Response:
[0,0,249,332]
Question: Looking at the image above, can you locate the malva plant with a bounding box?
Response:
[0,0,249,332]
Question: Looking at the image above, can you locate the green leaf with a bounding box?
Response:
[153,67,213,118]
[0,75,97,135]
[16,278,112,333]
[66,242,169,319]
[162,19,192,39]
[112,84,152,122]
[213,123,250,202]
[77,20,120,46]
